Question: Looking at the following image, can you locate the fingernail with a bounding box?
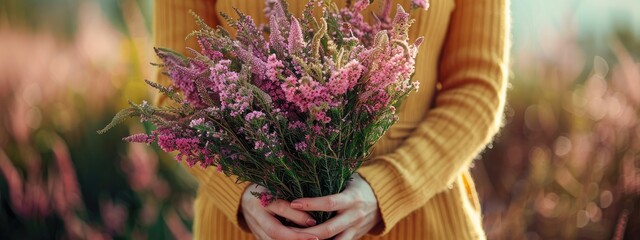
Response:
[307,238,318,240]
[306,218,317,226]
[291,201,303,209]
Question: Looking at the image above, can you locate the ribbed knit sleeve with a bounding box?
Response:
[153,0,251,231]
[358,0,510,236]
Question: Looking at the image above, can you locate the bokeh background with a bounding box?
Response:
[0,0,639,239]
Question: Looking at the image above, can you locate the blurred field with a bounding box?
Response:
[1,0,639,239]
[473,1,640,239]
[0,1,196,239]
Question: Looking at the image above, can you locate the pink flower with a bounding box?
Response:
[254,141,266,150]
[294,142,308,151]
[412,0,430,10]
[124,133,154,144]
[288,121,306,130]
[266,54,284,82]
[288,17,305,54]
[353,0,370,12]
[281,75,336,123]
[197,37,223,60]
[328,60,365,96]
[155,48,209,108]
[154,127,205,167]
[258,192,274,207]
[189,118,205,127]
[210,60,254,117]
[245,111,266,122]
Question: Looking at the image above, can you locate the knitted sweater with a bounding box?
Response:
[154,0,510,239]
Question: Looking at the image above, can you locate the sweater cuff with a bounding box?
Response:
[357,152,450,236]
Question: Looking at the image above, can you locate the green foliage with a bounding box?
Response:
[97,107,139,134]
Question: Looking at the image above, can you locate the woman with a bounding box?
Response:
[154,0,509,239]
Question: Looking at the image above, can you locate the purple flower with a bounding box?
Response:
[102,0,425,214]
[189,118,205,128]
[269,15,288,58]
[288,121,306,130]
[245,111,266,122]
[197,37,223,60]
[295,142,308,151]
[154,127,204,167]
[155,48,209,108]
[254,141,266,150]
[210,60,254,117]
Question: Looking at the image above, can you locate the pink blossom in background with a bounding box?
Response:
[124,139,158,191]
[100,200,128,234]
[52,138,83,211]
[0,150,25,216]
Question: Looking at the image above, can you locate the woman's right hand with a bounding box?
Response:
[241,184,320,240]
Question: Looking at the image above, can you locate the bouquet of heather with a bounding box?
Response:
[100,0,426,224]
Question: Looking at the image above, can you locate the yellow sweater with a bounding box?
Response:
[154,0,509,239]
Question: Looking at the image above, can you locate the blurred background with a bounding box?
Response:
[0,0,638,239]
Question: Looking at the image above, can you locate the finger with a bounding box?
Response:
[256,208,319,240]
[291,193,352,211]
[266,199,317,227]
[334,229,358,240]
[294,210,358,239]
[246,216,271,240]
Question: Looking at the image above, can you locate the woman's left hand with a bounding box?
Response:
[290,173,381,240]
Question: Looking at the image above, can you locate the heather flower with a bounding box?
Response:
[412,0,430,10]
[269,15,289,58]
[235,47,268,79]
[288,121,306,130]
[210,60,253,117]
[197,37,223,60]
[189,118,205,128]
[258,54,292,111]
[266,54,284,82]
[282,75,335,123]
[233,9,269,64]
[353,0,370,13]
[327,60,366,96]
[288,17,305,54]
[254,141,266,150]
[257,191,274,207]
[155,48,209,108]
[245,111,266,122]
[295,142,308,151]
[124,133,153,144]
[101,0,425,225]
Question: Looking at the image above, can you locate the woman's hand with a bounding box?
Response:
[241,184,319,240]
[290,173,381,240]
